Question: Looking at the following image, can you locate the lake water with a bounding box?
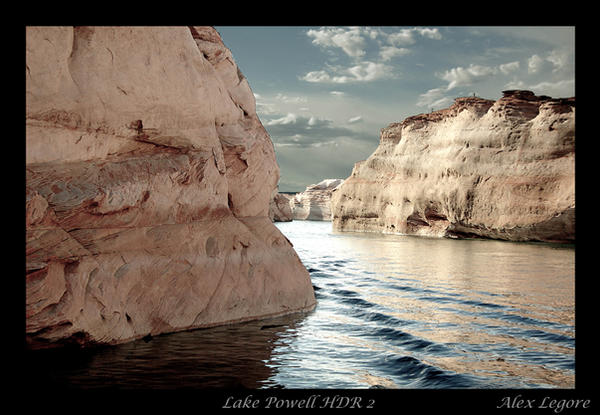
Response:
[26,220,575,389]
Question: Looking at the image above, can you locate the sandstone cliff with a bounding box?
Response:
[26,26,316,349]
[293,179,344,221]
[332,91,574,243]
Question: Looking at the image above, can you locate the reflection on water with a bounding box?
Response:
[26,221,575,389]
[27,316,303,389]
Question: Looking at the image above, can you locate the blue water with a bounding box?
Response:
[26,220,575,389]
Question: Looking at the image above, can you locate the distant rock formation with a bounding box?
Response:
[332,91,574,243]
[269,189,293,222]
[293,179,344,221]
[26,26,315,349]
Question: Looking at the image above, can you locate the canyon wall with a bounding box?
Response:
[25,26,315,349]
[332,91,574,243]
[292,179,344,221]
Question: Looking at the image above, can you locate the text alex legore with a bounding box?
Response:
[497,394,591,413]
[223,394,374,409]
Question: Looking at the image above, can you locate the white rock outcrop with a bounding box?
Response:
[292,179,344,221]
[332,91,574,243]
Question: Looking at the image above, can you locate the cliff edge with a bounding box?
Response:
[26,26,316,348]
[332,91,574,243]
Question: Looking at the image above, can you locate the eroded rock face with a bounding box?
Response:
[293,179,344,221]
[332,91,575,243]
[26,26,315,349]
[269,190,293,222]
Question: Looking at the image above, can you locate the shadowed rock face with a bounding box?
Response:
[332,91,575,243]
[26,26,315,349]
[269,190,293,222]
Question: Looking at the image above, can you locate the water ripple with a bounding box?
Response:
[26,220,574,389]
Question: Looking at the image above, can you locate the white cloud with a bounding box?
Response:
[301,70,332,83]
[306,27,373,58]
[503,79,527,90]
[546,49,571,73]
[387,29,416,46]
[499,61,520,75]
[380,45,410,61]
[330,91,345,96]
[307,116,319,126]
[527,50,573,76]
[301,27,441,85]
[346,61,393,82]
[528,79,575,97]
[263,112,364,148]
[301,61,394,84]
[385,27,442,46]
[439,64,497,90]
[265,113,298,126]
[275,93,308,104]
[503,78,574,98]
[414,27,442,40]
[255,98,277,116]
[528,54,545,74]
[348,115,362,123]
[416,87,453,109]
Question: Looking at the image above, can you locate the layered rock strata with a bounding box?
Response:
[26,26,315,349]
[332,91,574,243]
[293,179,344,221]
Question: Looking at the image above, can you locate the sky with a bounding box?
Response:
[214,26,575,192]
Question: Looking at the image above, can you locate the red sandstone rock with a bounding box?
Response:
[269,190,293,222]
[25,26,315,348]
[332,91,575,243]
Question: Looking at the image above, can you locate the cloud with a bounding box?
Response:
[301,26,441,84]
[419,60,519,108]
[416,87,454,109]
[301,61,394,84]
[528,50,572,75]
[546,49,570,73]
[348,115,362,123]
[527,79,575,97]
[503,79,527,90]
[275,136,378,191]
[439,64,498,90]
[379,45,410,61]
[528,54,545,74]
[306,27,374,58]
[385,27,442,46]
[255,100,277,116]
[265,113,298,126]
[499,61,520,75]
[263,112,363,148]
[301,70,331,83]
[275,93,307,104]
[503,78,574,98]
[415,27,442,40]
[386,29,415,46]
[330,91,345,96]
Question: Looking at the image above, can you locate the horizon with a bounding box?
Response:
[214,26,575,192]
